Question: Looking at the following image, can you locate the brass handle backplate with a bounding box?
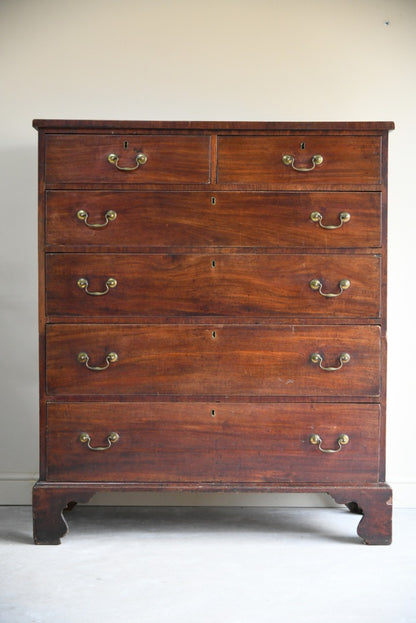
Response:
[282,153,323,171]
[79,431,120,451]
[310,433,350,453]
[310,352,351,371]
[77,209,117,228]
[108,152,148,171]
[310,211,351,229]
[309,278,351,298]
[77,277,117,296]
[77,351,118,371]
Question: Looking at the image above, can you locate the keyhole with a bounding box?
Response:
[211,260,216,268]
[211,196,216,205]
[212,331,216,339]
[211,409,216,417]
[300,142,305,150]
[124,141,129,149]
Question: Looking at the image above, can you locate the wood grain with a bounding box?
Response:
[45,402,380,483]
[45,324,381,397]
[45,134,211,184]
[45,190,382,249]
[34,120,392,544]
[218,136,382,185]
[46,253,381,318]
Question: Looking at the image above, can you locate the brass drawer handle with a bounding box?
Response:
[79,431,120,451]
[282,153,323,171]
[108,152,148,171]
[310,352,351,371]
[309,278,351,298]
[77,277,117,296]
[77,209,117,228]
[310,211,351,229]
[77,351,118,371]
[309,433,349,453]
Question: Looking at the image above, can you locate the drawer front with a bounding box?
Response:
[46,325,380,397]
[46,253,381,318]
[218,136,382,185]
[45,402,380,483]
[45,135,211,184]
[45,191,382,249]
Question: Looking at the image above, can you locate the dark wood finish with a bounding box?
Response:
[34,120,392,544]
[45,191,382,249]
[32,483,391,545]
[217,136,382,185]
[33,120,395,131]
[46,253,381,318]
[32,484,93,545]
[46,402,380,483]
[329,486,392,545]
[45,135,211,184]
[46,324,380,397]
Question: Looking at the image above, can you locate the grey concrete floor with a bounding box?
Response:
[0,505,415,623]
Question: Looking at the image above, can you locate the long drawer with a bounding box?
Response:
[44,134,211,184]
[45,191,382,249]
[45,324,381,397]
[217,135,382,185]
[45,402,380,483]
[46,253,381,318]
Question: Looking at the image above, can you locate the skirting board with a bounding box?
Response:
[1,475,415,508]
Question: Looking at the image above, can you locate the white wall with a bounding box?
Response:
[1,0,415,507]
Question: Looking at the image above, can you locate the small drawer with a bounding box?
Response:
[45,402,380,483]
[45,324,381,397]
[44,134,211,184]
[217,136,382,185]
[46,253,381,319]
[45,191,382,249]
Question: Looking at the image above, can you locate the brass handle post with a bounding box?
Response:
[77,209,117,228]
[310,211,351,229]
[309,278,351,298]
[77,351,118,371]
[310,352,351,371]
[77,277,117,296]
[108,152,147,171]
[79,432,120,451]
[282,153,323,172]
[309,433,349,453]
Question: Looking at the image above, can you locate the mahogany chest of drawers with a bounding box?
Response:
[33,120,393,544]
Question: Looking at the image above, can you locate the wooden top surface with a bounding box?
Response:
[33,119,395,131]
